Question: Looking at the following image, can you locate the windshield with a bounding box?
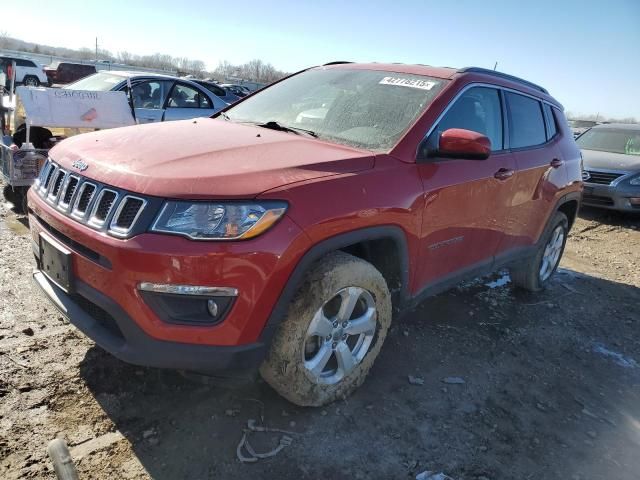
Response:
[576,128,640,156]
[225,68,447,150]
[64,72,124,91]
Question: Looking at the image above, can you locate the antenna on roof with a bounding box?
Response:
[493,62,498,71]
[458,67,548,94]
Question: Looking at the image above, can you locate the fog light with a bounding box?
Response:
[138,283,237,326]
[207,299,219,317]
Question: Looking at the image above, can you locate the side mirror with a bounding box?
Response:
[436,128,491,160]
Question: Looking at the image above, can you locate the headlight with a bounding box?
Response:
[630,176,640,186]
[151,201,287,240]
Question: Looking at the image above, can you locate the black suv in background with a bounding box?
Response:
[44,62,97,85]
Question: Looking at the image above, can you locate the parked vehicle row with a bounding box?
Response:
[193,80,241,104]
[64,71,229,122]
[27,62,582,406]
[219,83,252,97]
[0,55,48,86]
[1,54,261,103]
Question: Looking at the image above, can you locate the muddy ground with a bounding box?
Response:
[1,187,639,480]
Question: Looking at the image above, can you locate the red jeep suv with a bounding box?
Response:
[28,63,582,406]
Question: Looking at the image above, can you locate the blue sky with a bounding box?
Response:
[4,0,639,118]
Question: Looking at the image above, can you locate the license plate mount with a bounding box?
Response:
[39,234,73,293]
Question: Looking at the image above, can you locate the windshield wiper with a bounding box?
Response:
[217,111,231,121]
[257,121,318,138]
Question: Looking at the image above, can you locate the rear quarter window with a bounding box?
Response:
[506,92,546,148]
[543,103,558,139]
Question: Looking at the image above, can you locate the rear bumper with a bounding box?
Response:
[582,183,640,212]
[33,270,267,373]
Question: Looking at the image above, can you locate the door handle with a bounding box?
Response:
[494,168,514,181]
[550,158,564,168]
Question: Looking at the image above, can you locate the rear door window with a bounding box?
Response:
[506,92,546,148]
[167,83,211,108]
[132,80,173,109]
[430,86,504,151]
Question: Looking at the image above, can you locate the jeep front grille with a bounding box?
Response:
[36,159,147,238]
[110,196,147,237]
[60,176,79,207]
[41,163,56,190]
[48,169,66,201]
[72,182,96,217]
[88,189,118,227]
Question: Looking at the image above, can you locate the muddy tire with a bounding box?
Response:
[510,211,569,292]
[47,438,79,480]
[260,251,392,407]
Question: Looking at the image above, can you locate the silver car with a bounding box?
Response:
[578,123,640,212]
[64,71,228,123]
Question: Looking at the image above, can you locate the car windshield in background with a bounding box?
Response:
[63,72,124,91]
[568,120,598,128]
[225,68,447,150]
[576,128,640,156]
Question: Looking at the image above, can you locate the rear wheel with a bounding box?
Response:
[23,76,40,87]
[510,211,568,291]
[260,251,392,406]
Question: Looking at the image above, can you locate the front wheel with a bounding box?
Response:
[23,76,40,87]
[510,211,569,291]
[260,251,392,406]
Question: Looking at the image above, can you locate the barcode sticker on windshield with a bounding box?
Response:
[379,77,437,90]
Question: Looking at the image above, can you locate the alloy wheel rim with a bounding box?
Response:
[25,78,37,86]
[303,286,377,385]
[540,225,565,281]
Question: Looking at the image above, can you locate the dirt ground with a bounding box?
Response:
[1,185,639,480]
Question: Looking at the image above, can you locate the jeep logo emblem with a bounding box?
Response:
[72,159,89,171]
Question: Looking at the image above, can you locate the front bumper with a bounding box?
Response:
[28,187,311,370]
[33,270,266,373]
[581,182,640,212]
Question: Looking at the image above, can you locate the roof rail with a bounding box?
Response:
[322,61,354,66]
[458,67,548,94]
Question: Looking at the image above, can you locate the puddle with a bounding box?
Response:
[1,215,29,235]
[486,273,511,289]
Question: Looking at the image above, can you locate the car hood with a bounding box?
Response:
[49,118,375,199]
[581,149,640,172]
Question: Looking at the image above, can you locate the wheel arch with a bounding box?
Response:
[260,226,411,344]
[533,191,581,246]
[556,195,580,230]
